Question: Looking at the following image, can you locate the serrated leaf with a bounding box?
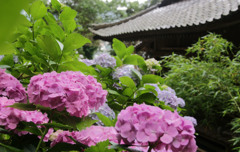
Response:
[114,56,122,67]
[108,90,121,96]
[95,113,114,126]
[85,140,114,152]
[132,68,142,80]
[126,45,134,56]
[142,74,164,84]
[76,117,98,131]
[58,61,97,75]
[30,0,47,20]
[60,7,77,33]
[63,33,91,54]
[8,103,36,111]
[112,38,126,59]
[17,121,42,136]
[51,0,61,12]
[41,122,73,130]
[122,88,133,97]
[123,54,144,65]
[37,35,61,61]
[119,76,136,90]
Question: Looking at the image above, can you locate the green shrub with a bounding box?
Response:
[162,33,240,150]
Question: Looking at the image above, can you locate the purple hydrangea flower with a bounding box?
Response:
[80,53,116,68]
[93,53,116,68]
[148,84,185,109]
[112,65,136,80]
[81,59,95,66]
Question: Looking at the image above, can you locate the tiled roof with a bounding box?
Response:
[90,0,240,37]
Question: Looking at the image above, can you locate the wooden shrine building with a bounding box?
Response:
[90,0,240,58]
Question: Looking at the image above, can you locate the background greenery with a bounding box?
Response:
[162,33,240,151]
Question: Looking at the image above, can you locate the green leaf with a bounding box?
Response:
[30,0,47,20]
[0,55,14,67]
[60,7,77,33]
[114,56,122,67]
[95,113,114,126]
[48,143,87,152]
[126,45,134,56]
[0,65,11,69]
[112,38,126,59]
[58,61,97,75]
[132,68,142,80]
[41,122,73,130]
[85,140,114,152]
[142,74,164,84]
[8,103,36,111]
[17,121,42,136]
[144,84,158,96]
[133,85,158,99]
[51,0,61,12]
[0,143,24,152]
[122,88,133,97]
[0,0,29,45]
[37,35,61,61]
[96,65,112,76]
[119,76,136,90]
[137,93,157,104]
[76,117,98,131]
[63,33,91,54]
[109,142,142,152]
[123,54,144,65]
[108,90,121,96]
[48,23,65,42]
[0,42,16,55]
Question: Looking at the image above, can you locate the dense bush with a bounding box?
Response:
[163,33,240,150]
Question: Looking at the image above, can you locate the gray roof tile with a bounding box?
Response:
[90,0,240,37]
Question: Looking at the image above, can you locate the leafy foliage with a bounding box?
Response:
[163,33,240,150]
[0,1,194,152]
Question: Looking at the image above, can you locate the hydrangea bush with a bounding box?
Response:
[0,0,198,152]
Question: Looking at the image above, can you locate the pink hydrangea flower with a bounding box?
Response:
[0,68,27,103]
[27,71,107,117]
[115,103,197,152]
[50,126,118,147]
[0,97,49,134]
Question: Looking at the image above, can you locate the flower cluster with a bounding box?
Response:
[50,126,118,147]
[81,59,95,66]
[145,58,160,72]
[27,71,108,117]
[115,103,197,152]
[112,65,136,80]
[0,97,49,133]
[94,53,116,68]
[80,53,116,68]
[0,68,27,103]
[149,84,185,109]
